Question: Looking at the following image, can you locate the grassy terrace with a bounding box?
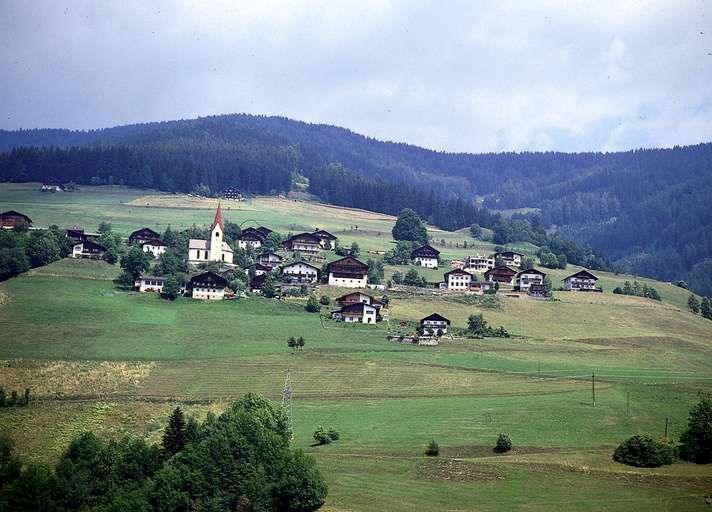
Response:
[1,184,712,510]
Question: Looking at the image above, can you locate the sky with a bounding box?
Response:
[1,0,711,153]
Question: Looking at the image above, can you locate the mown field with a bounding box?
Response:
[1,184,712,511]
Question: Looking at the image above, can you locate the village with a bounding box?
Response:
[1,205,603,344]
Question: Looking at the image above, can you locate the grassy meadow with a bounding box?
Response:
[1,183,712,511]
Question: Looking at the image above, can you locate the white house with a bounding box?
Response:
[326,256,368,288]
[562,269,600,291]
[72,240,106,259]
[420,313,450,335]
[411,244,440,269]
[331,302,378,324]
[141,239,168,259]
[517,268,546,292]
[238,227,272,249]
[443,268,472,291]
[465,254,495,273]
[188,271,228,300]
[281,261,320,283]
[495,251,523,268]
[136,275,167,293]
[187,204,234,266]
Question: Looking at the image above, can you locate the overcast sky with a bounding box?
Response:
[1,0,710,153]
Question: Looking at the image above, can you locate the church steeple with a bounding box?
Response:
[211,202,224,231]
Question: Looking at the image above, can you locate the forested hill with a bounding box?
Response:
[1,114,711,295]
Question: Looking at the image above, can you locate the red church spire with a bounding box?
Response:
[211,202,224,231]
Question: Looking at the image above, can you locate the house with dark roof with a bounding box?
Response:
[484,266,518,285]
[251,262,272,277]
[188,271,228,300]
[0,211,32,229]
[420,313,450,335]
[562,269,601,291]
[281,261,320,283]
[313,229,338,250]
[283,232,322,253]
[258,252,283,269]
[411,244,440,269]
[326,256,368,288]
[443,268,472,291]
[335,292,383,311]
[65,228,100,242]
[494,250,524,268]
[250,273,268,293]
[129,228,160,246]
[141,238,168,259]
[516,268,546,292]
[238,226,272,249]
[71,240,106,259]
[331,302,378,324]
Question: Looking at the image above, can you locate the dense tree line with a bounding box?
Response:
[0,394,327,511]
[2,114,711,292]
[0,228,73,281]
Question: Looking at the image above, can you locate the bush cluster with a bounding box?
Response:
[613,435,675,468]
[313,426,340,445]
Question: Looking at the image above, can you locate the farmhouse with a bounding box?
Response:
[252,262,272,276]
[129,228,160,246]
[258,252,283,269]
[238,226,272,249]
[335,291,383,311]
[281,261,320,283]
[250,273,267,293]
[495,250,523,268]
[484,266,518,285]
[326,256,368,287]
[516,268,546,291]
[141,238,167,259]
[331,302,378,324]
[444,268,472,291]
[0,210,32,229]
[420,313,450,335]
[187,204,234,266]
[563,269,601,291]
[66,228,99,242]
[411,244,440,269]
[135,275,167,293]
[72,240,106,259]
[188,271,228,300]
[313,229,338,250]
[465,254,495,272]
[283,232,322,253]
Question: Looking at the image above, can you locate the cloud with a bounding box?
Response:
[0,0,710,153]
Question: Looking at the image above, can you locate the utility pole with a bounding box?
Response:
[664,417,669,439]
[592,370,596,408]
[538,361,541,378]
[627,391,630,415]
[282,369,294,441]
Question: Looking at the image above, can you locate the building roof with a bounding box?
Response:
[211,203,224,231]
[75,240,106,251]
[336,291,373,302]
[485,265,518,277]
[327,256,368,272]
[444,268,471,277]
[221,242,233,253]
[421,313,450,324]
[563,269,598,281]
[339,302,376,315]
[129,227,160,239]
[517,268,546,277]
[241,227,269,241]
[141,238,167,247]
[411,244,440,258]
[253,263,272,272]
[139,275,168,282]
[259,251,282,260]
[0,210,32,223]
[313,229,337,240]
[285,232,321,244]
[282,261,320,272]
[188,239,208,250]
[188,271,228,288]
[495,251,523,258]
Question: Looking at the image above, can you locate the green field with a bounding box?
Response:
[1,184,712,511]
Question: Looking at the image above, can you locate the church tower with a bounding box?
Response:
[209,203,225,262]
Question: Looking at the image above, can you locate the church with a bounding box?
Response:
[187,204,234,266]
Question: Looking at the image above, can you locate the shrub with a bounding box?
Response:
[679,393,712,464]
[425,440,439,457]
[494,433,512,453]
[313,426,331,445]
[327,428,340,441]
[319,295,330,306]
[613,434,675,467]
[305,295,320,313]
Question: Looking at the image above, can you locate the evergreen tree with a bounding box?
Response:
[161,407,188,457]
[688,294,700,314]
[701,297,712,320]
[305,295,320,313]
[678,393,712,464]
[392,209,428,245]
[161,276,182,300]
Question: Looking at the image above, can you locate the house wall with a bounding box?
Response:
[139,279,165,293]
[143,244,166,259]
[191,286,225,300]
[238,240,261,249]
[447,274,471,291]
[564,277,597,290]
[518,274,544,291]
[414,256,438,268]
[422,320,448,334]
[328,273,367,288]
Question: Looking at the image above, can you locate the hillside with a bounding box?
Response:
[1,189,712,511]
[1,114,711,295]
